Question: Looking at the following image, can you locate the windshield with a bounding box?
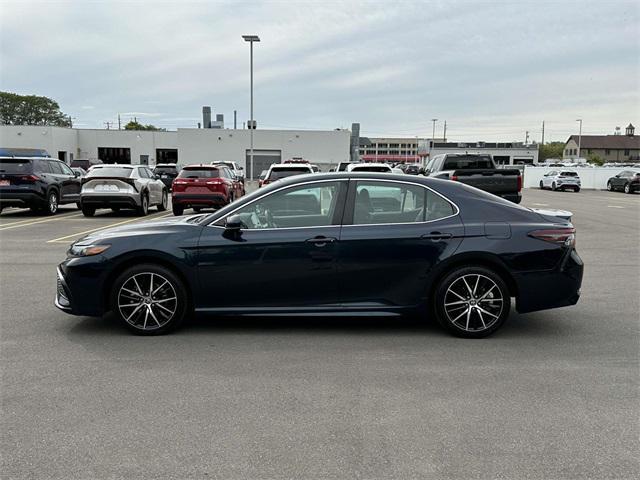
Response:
[178,168,220,178]
[443,155,493,170]
[352,165,391,172]
[268,167,311,180]
[560,171,578,177]
[0,158,33,174]
[87,167,133,178]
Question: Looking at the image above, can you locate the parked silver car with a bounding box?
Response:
[80,165,168,217]
[539,170,581,192]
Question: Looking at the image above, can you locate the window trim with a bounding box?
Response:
[209,179,349,231]
[342,178,460,227]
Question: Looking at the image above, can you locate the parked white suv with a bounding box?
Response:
[539,170,581,192]
[212,161,244,184]
[346,163,393,173]
[260,164,314,187]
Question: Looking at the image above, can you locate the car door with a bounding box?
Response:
[146,167,162,202]
[48,160,76,201]
[136,167,154,203]
[59,161,81,200]
[196,179,348,310]
[337,179,464,308]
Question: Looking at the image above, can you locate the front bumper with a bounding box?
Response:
[515,249,584,314]
[54,260,106,317]
[80,192,140,209]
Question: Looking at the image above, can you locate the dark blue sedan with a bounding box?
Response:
[55,173,583,338]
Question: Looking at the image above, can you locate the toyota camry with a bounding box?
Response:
[55,172,583,338]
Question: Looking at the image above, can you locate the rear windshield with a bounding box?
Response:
[87,167,133,178]
[0,158,33,174]
[154,166,177,173]
[443,155,493,170]
[268,167,311,180]
[560,171,578,177]
[178,168,220,178]
[352,166,391,172]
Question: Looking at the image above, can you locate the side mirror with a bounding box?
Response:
[74,171,80,177]
[238,166,244,171]
[225,215,243,231]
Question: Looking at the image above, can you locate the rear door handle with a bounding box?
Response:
[305,236,336,247]
[421,232,453,241]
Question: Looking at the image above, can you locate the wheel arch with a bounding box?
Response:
[103,251,194,313]
[426,252,519,302]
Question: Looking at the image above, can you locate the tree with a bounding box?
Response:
[538,141,565,162]
[587,152,604,166]
[124,120,164,131]
[0,91,72,127]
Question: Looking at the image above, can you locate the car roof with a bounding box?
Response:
[154,163,177,167]
[0,156,53,161]
[92,164,134,168]
[183,164,220,169]
[269,164,313,170]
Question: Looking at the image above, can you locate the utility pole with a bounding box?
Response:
[430,118,438,159]
[118,114,121,130]
[243,34,260,180]
[443,120,447,142]
[104,121,113,130]
[541,121,545,145]
[576,119,583,158]
[234,110,237,129]
[525,130,530,144]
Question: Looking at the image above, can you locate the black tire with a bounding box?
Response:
[76,202,82,210]
[193,207,202,213]
[607,181,613,191]
[624,183,631,194]
[110,264,188,335]
[539,180,544,189]
[551,182,557,191]
[45,190,59,215]
[575,187,580,192]
[172,204,184,216]
[137,193,149,216]
[81,205,96,217]
[434,265,511,338]
[157,190,168,211]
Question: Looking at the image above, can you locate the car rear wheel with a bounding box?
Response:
[137,194,149,216]
[81,205,96,217]
[157,190,168,211]
[624,183,631,194]
[551,182,557,191]
[45,190,59,215]
[172,204,183,216]
[539,180,544,189]
[434,266,510,338]
[111,264,188,335]
[607,181,613,191]
[575,187,580,192]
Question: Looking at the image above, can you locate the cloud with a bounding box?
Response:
[1,0,638,142]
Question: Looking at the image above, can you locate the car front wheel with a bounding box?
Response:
[157,190,168,211]
[607,181,613,191]
[434,266,510,338]
[111,264,188,335]
[172,204,184,216]
[624,183,631,194]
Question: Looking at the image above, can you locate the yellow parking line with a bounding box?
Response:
[47,211,173,244]
[0,211,84,231]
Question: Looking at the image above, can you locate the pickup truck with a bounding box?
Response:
[425,153,522,203]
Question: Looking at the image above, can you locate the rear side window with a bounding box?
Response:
[178,168,220,178]
[268,167,311,180]
[87,167,134,178]
[0,158,33,174]
[443,155,493,170]
[48,161,65,174]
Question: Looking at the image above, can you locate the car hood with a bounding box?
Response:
[74,214,207,244]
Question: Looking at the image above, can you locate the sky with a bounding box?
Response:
[1,0,638,142]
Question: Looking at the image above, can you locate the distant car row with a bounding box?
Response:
[0,157,247,216]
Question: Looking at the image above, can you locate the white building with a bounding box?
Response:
[427,141,539,165]
[0,125,351,178]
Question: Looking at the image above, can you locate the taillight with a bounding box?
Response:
[20,174,40,183]
[529,227,576,247]
[173,180,188,185]
[450,175,458,181]
[517,174,522,192]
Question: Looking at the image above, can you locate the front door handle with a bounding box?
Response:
[421,232,453,241]
[305,236,336,247]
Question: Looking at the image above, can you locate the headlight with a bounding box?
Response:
[68,244,111,257]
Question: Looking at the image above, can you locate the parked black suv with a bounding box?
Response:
[0,157,82,215]
[153,163,179,190]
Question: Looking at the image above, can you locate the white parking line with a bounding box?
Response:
[0,211,84,231]
[46,211,173,244]
[607,205,625,209]
[531,203,549,206]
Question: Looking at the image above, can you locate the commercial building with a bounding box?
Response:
[0,125,351,178]
[358,137,420,163]
[563,124,639,162]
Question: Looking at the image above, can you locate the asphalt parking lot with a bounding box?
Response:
[1,189,638,479]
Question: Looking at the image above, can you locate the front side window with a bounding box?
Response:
[231,181,343,229]
[352,181,456,225]
[60,163,75,176]
[48,161,65,174]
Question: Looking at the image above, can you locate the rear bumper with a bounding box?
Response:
[0,189,45,207]
[80,193,140,208]
[515,249,584,313]
[172,193,227,207]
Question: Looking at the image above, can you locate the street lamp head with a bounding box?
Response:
[242,35,260,42]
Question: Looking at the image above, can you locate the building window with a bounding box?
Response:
[624,149,630,156]
[605,149,611,155]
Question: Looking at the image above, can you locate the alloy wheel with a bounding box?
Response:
[443,274,504,333]
[624,183,630,194]
[48,192,58,214]
[117,272,177,331]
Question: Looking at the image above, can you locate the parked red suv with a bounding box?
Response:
[171,164,242,216]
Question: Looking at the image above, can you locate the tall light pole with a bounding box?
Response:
[243,34,260,180]
[430,118,438,160]
[576,119,582,159]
